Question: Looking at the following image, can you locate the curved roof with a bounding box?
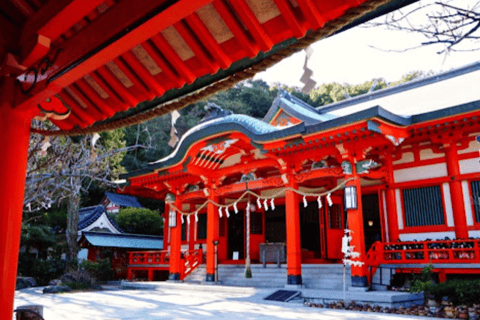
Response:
[104,192,143,208]
[1,0,417,132]
[78,205,123,232]
[123,113,305,177]
[80,231,163,249]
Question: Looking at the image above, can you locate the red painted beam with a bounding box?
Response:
[15,0,215,111]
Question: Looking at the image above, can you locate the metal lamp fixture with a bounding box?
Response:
[344,186,358,210]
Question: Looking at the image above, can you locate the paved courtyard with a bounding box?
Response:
[14,285,429,320]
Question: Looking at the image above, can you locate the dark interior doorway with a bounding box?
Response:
[265,205,286,243]
[362,193,381,252]
[228,210,244,260]
[300,202,321,257]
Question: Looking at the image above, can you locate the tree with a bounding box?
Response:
[115,207,163,236]
[26,124,136,266]
[367,0,480,54]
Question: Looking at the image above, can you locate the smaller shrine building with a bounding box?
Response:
[120,61,480,287]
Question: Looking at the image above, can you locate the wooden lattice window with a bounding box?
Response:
[403,186,445,227]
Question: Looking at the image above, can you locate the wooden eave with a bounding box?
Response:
[0,0,417,132]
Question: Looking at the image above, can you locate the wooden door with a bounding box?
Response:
[325,195,345,260]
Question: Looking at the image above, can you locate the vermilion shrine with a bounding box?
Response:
[0,0,430,318]
[121,62,480,287]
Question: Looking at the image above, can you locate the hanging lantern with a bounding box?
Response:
[344,186,358,210]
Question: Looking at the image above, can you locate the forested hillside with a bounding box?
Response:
[121,72,421,172]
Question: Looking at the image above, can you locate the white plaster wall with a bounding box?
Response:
[459,158,480,174]
[419,148,443,161]
[382,190,389,242]
[462,180,475,226]
[399,231,456,241]
[393,152,414,165]
[394,163,448,183]
[458,139,480,154]
[78,213,122,235]
[442,183,455,227]
[78,249,88,262]
[469,230,480,238]
[395,189,404,230]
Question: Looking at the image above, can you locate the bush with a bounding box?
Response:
[17,253,66,286]
[61,270,100,290]
[79,259,114,282]
[429,279,480,306]
[115,208,163,235]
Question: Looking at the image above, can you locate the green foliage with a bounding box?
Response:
[115,207,163,235]
[409,264,435,296]
[21,224,57,256]
[410,264,480,306]
[79,259,114,282]
[61,270,100,290]
[17,253,66,286]
[429,280,480,306]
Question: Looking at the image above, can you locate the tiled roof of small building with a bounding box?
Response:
[104,192,143,208]
[78,205,123,232]
[80,231,163,249]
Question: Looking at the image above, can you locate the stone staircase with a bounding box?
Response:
[183,264,351,289]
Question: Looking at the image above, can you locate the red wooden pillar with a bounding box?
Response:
[189,204,195,251]
[0,78,34,320]
[168,197,182,281]
[285,177,302,285]
[206,192,219,282]
[445,144,469,239]
[148,269,154,281]
[384,153,399,242]
[163,203,169,250]
[346,172,369,287]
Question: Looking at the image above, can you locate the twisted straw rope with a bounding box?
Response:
[32,0,392,137]
[167,177,355,216]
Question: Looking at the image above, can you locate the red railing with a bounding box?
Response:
[180,249,204,280]
[367,239,480,267]
[128,248,204,280]
[129,250,170,266]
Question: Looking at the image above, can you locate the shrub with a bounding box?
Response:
[79,259,114,282]
[61,270,100,290]
[17,253,66,286]
[115,208,163,235]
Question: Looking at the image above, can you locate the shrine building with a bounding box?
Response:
[120,61,480,288]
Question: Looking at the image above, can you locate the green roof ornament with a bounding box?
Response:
[341,161,353,175]
[165,193,176,203]
[356,159,381,174]
[240,172,257,182]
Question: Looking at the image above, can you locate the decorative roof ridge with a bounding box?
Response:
[317,60,480,114]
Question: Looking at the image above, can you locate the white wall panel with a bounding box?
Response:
[442,183,455,227]
[394,163,447,183]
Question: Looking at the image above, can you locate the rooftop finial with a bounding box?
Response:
[200,103,233,123]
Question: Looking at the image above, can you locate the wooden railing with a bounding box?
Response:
[367,239,480,267]
[129,250,170,266]
[180,249,204,280]
[128,248,204,280]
